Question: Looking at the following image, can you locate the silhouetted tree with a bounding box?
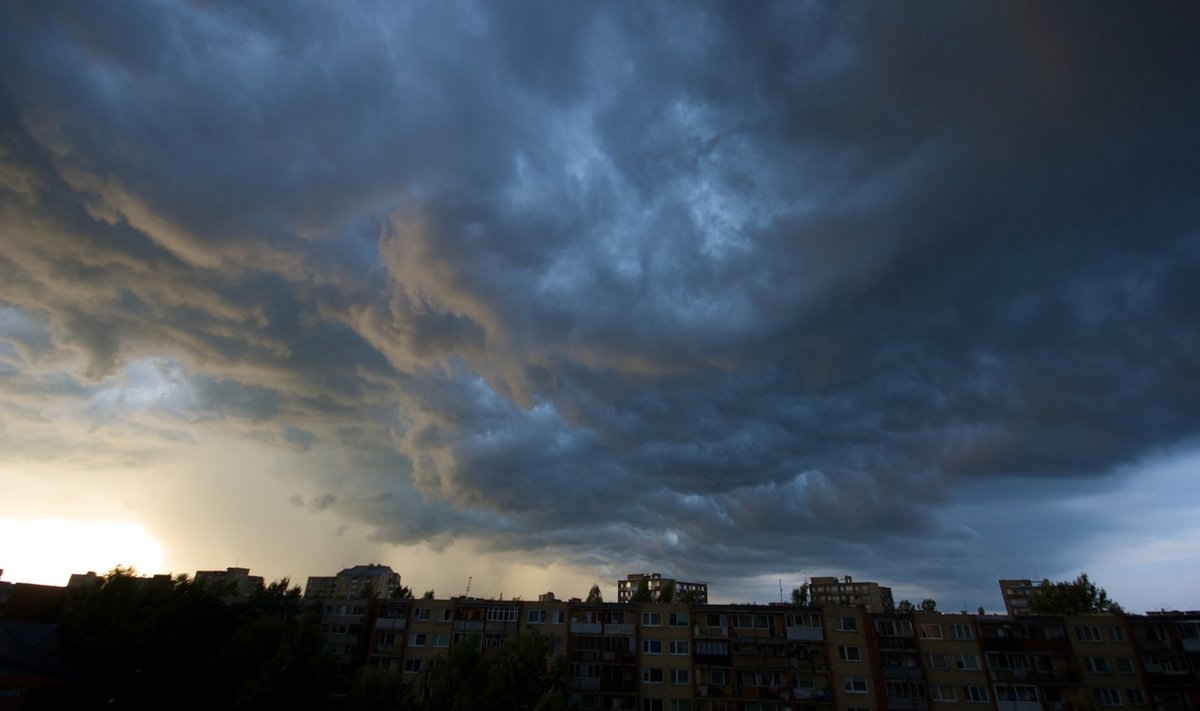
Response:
[920,598,938,613]
[393,585,415,600]
[896,599,915,613]
[422,589,436,600]
[1027,573,1122,615]
[585,584,603,604]
[677,589,703,605]
[791,584,809,605]
[659,580,675,604]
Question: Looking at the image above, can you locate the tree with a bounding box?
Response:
[659,580,675,604]
[585,584,603,604]
[630,580,653,604]
[677,589,703,605]
[896,599,915,613]
[1027,573,1122,615]
[393,585,415,600]
[422,589,436,600]
[790,584,809,605]
[920,598,938,613]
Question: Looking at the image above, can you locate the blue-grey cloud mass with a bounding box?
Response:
[2,1,1199,607]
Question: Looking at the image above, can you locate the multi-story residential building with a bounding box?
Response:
[1065,613,1146,711]
[915,612,991,711]
[567,601,639,710]
[619,573,709,604]
[304,563,401,599]
[825,605,881,711]
[193,567,264,597]
[997,580,1042,617]
[313,577,1199,711]
[870,611,925,711]
[1128,611,1199,711]
[810,577,894,613]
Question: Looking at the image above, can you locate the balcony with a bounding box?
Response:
[571,621,603,634]
[604,623,635,636]
[453,620,484,632]
[786,626,823,641]
[375,618,406,631]
[571,678,601,691]
[885,698,929,711]
[695,625,728,638]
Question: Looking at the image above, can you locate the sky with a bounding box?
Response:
[1,2,1198,612]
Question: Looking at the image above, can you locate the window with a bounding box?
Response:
[1076,626,1102,642]
[950,623,974,640]
[669,640,689,655]
[643,612,663,626]
[1094,688,1121,706]
[643,640,663,655]
[527,609,546,624]
[963,686,988,703]
[708,669,727,686]
[670,701,692,711]
[551,610,565,624]
[839,646,862,662]
[669,611,689,626]
[439,608,452,622]
[409,633,427,647]
[876,619,913,636]
[996,685,1039,703]
[642,667,663,684]
[671,668,690,685]
[1108,626,1126,641]
[733,613,769,629]
[1043,625,1066,640]
[1126,689,1145,705]
[887,681,927,699]
[1117,657,1133,673]
[486,607,517,622]
[843,676,867,694]
[643,700,664,711]
[788,612,821,627]
[1086,657,1112,674]
[403,658,422,674]
[695,640,728,655]
[920,623,943,639]
[928,653,948,670]
[836,616,858,632]
[956,654,981,671]
[433,633,449,648]
[414,608,430,621]
[931,684,955,701]
[988,652,1031,670]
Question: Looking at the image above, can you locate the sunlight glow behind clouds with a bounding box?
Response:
[0,519,164,585]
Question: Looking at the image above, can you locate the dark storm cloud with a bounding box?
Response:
[2,1,1199,603]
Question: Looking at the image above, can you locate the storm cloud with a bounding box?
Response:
[2,1,1198,607]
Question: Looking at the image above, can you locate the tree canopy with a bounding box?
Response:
[790,584,809,605]
[585,584,603,604]
[1026,573,1122,615]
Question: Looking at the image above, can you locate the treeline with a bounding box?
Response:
[59,568,570,710]
[61,568,333,709]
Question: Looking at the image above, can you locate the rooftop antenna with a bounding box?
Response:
[465,576,472,598]
[779,579,784,603]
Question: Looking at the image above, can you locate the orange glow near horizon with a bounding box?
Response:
[0,519,164,586]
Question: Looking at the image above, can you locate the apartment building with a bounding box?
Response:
[193,566,264,597]
[1127,612,1199,711]
[825,605,881,711]
[810,577,895,613]
[914,612,992,711]
[304,563,401,599]
[619,573,709,604]
[304,567,1199,711]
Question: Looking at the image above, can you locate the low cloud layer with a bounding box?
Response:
[2,2,1199,607]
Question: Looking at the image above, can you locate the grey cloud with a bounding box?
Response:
[2,1,1199,606]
